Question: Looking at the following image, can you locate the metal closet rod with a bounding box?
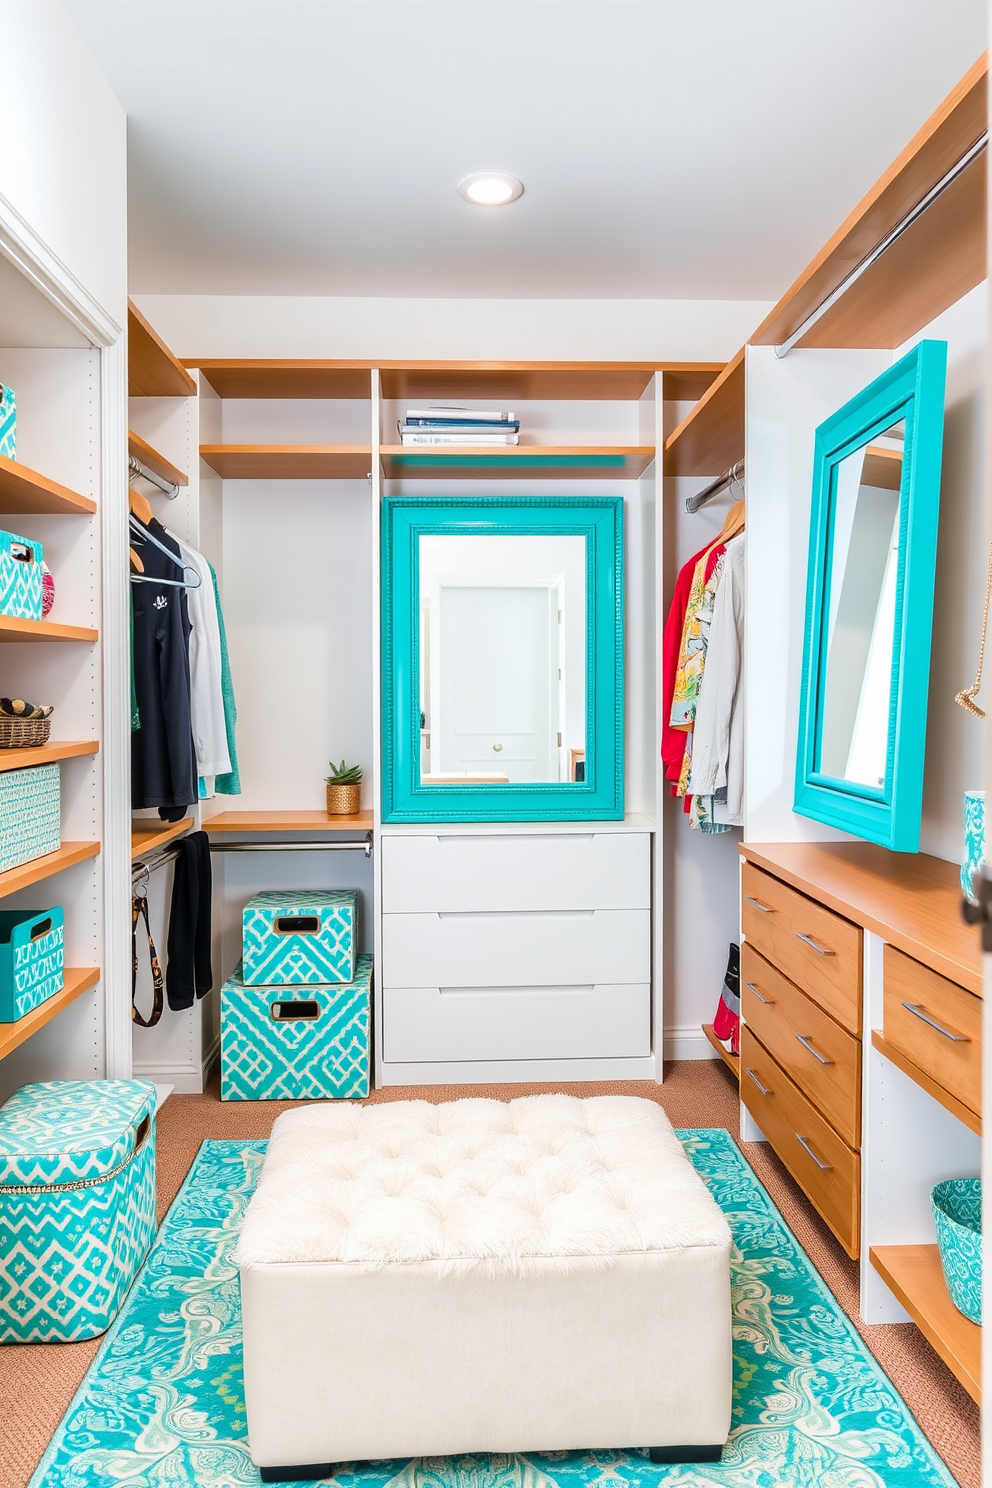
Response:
[775,130,988,358]
[686,461,743,514]
[129,453,180,500]
[210,835,374,859]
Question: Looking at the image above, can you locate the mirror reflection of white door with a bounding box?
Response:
[434,583,558,781]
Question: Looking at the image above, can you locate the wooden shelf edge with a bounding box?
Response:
[131,818,195,859]
[128,300,198,398]
[663,348,746,477]
[128,431,188,488]
[202,810,373,833]
[702,1022,740,1077]
[0,616,98,643]
[870,1244,981,1404]
[0,967,101,1062]
[0,841,100,900]
[0,454,97,516]
[871,1030,982,1134]
[0,740,98,773]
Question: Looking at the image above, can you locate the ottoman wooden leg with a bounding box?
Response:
[259,1465,335,1483]
[649,1445,724,1464]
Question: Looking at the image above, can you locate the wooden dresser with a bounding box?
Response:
[738,840,983,1402]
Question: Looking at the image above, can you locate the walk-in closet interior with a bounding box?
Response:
[0,5,989,1487]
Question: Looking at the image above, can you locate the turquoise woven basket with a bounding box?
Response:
[931,1178,982,1324]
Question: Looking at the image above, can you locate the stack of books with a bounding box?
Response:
[398,407,520,446]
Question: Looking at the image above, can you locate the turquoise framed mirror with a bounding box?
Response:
[795,340,947,852]
[381,496,624,822]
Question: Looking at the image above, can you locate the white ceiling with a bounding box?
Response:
[65,0,986,302]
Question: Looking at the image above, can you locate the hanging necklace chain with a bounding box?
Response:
[955,540,992,718]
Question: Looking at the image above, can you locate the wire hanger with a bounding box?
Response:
[129,514,201,590]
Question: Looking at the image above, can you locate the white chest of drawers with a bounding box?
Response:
[378,828,654,1085]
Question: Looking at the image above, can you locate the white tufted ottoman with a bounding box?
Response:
[236,1095,732,1480]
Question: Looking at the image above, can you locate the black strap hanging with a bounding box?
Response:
[132,893,165,1028]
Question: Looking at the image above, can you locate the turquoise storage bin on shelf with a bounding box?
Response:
[961,790,985,898]
[0,907,64,1021]
[0,529,43,621]
[0,763,60,873]
[0,1080,157,1342]
[0,384,15,460]
[221,954,372,1101]
[241,889,358,985]
[931,1178,982,1324]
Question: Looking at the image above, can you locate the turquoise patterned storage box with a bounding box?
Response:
[221,953,372,1101]
[0,907,64,1021]
[0,529,42,620]
[241,889,358,985]
[0,1079,157,1341]
[0,384,15,460]
[0,763,60,872]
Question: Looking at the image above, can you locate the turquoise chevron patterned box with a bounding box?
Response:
[0,529,42,621]
[0,907,64,1022]
[0,763,60,873]
[0,1079,157,1342]
[221,954,372,1101]
[241,889,357,985]
[0,385,14,460]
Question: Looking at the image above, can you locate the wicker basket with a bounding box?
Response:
[0,715,52,749]
[326,782,362,816]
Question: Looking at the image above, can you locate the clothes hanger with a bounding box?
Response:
[129,485,154,525]
[129,546,144,574]
[718,498,745,542]
[129,514,201,589]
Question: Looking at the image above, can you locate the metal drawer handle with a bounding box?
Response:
[745,1067,771,1095]
[795,1134,833,1171]
[745,981,773,1005]
[795,932,834,956]
[900,1001,970,1043]
[745,896,774,913]
[796,1033,833,1065]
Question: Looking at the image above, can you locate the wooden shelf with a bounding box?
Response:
[203,810,373,833]
[664,348,745,478]
[128,300,197,398]
[703,1022,740,1077]
[752,55,987,350]
[0,616,98,643]
[0,740,98,774]
[870,1244,981,1404]
[0,454,96,516]
[131,818,194,859]
[190,361,372,399]
[379,363,673,402]
[0,841,99,899]
[381,446,654,480]
[199,445,372,480]
[128,431,188,488]
[0,967,101,1063]
[871,1030,981,1135]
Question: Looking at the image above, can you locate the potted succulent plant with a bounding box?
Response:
[325,759,363,816]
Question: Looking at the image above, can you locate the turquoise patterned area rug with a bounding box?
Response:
[29,1132,958,1488]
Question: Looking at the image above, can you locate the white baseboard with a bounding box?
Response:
[664,1026,722,1062]
[132,1061,204,1095]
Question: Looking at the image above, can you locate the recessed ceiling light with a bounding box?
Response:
[457,173,524,206]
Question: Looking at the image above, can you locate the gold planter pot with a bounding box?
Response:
[326,782,363,816]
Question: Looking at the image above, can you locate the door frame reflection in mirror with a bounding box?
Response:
[381,496,624,822]
[795,339,947,852]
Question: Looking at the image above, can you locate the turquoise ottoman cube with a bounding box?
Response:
[221,954,372,1101]
[0,763,60,872]
[0,907,64,1022]
[241,889,357,985]
[0,1079,157,1342]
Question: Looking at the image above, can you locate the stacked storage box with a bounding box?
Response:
[221,891,372,1101]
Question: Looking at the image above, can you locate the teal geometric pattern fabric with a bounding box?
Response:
[221,954,372,1101]
[0,1080,157,1342]
[0,763,60,873]
[931,1178,982,1323]
[28,1131,959,1487]
[241,889,357,985]
[0,527,43,619]
[0,384,15,460]
[0,908,65,1021]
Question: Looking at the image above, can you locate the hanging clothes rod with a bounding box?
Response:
[209,834,374,860]
[775,130,988,358]
[686,461,744,514]
[129,453,180,500]
[132,843,186,882]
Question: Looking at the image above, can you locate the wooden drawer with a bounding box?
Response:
[381,908,650,989]
[741,861,862,1034]
[883,946,982,1118]
[383,982,651,1063]
[381,832,650,913]
[741,1026,860,1258]
[741,944,861,1148]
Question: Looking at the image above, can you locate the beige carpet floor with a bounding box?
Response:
[0,1060,980,1488]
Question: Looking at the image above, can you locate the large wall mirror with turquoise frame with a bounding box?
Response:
[381,496,624,822]
[795,340,947,852]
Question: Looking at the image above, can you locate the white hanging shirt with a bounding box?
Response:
[173,536,232,780]
[687,533,744,826]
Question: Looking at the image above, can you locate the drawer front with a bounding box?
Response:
[383,982,651,1063]
[382,908,649,988]
[381,832,650,913]
[741,1027,860,1258]
[741,944,861,1148]
[883,946,982,1117]
[741,862,862,1034]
